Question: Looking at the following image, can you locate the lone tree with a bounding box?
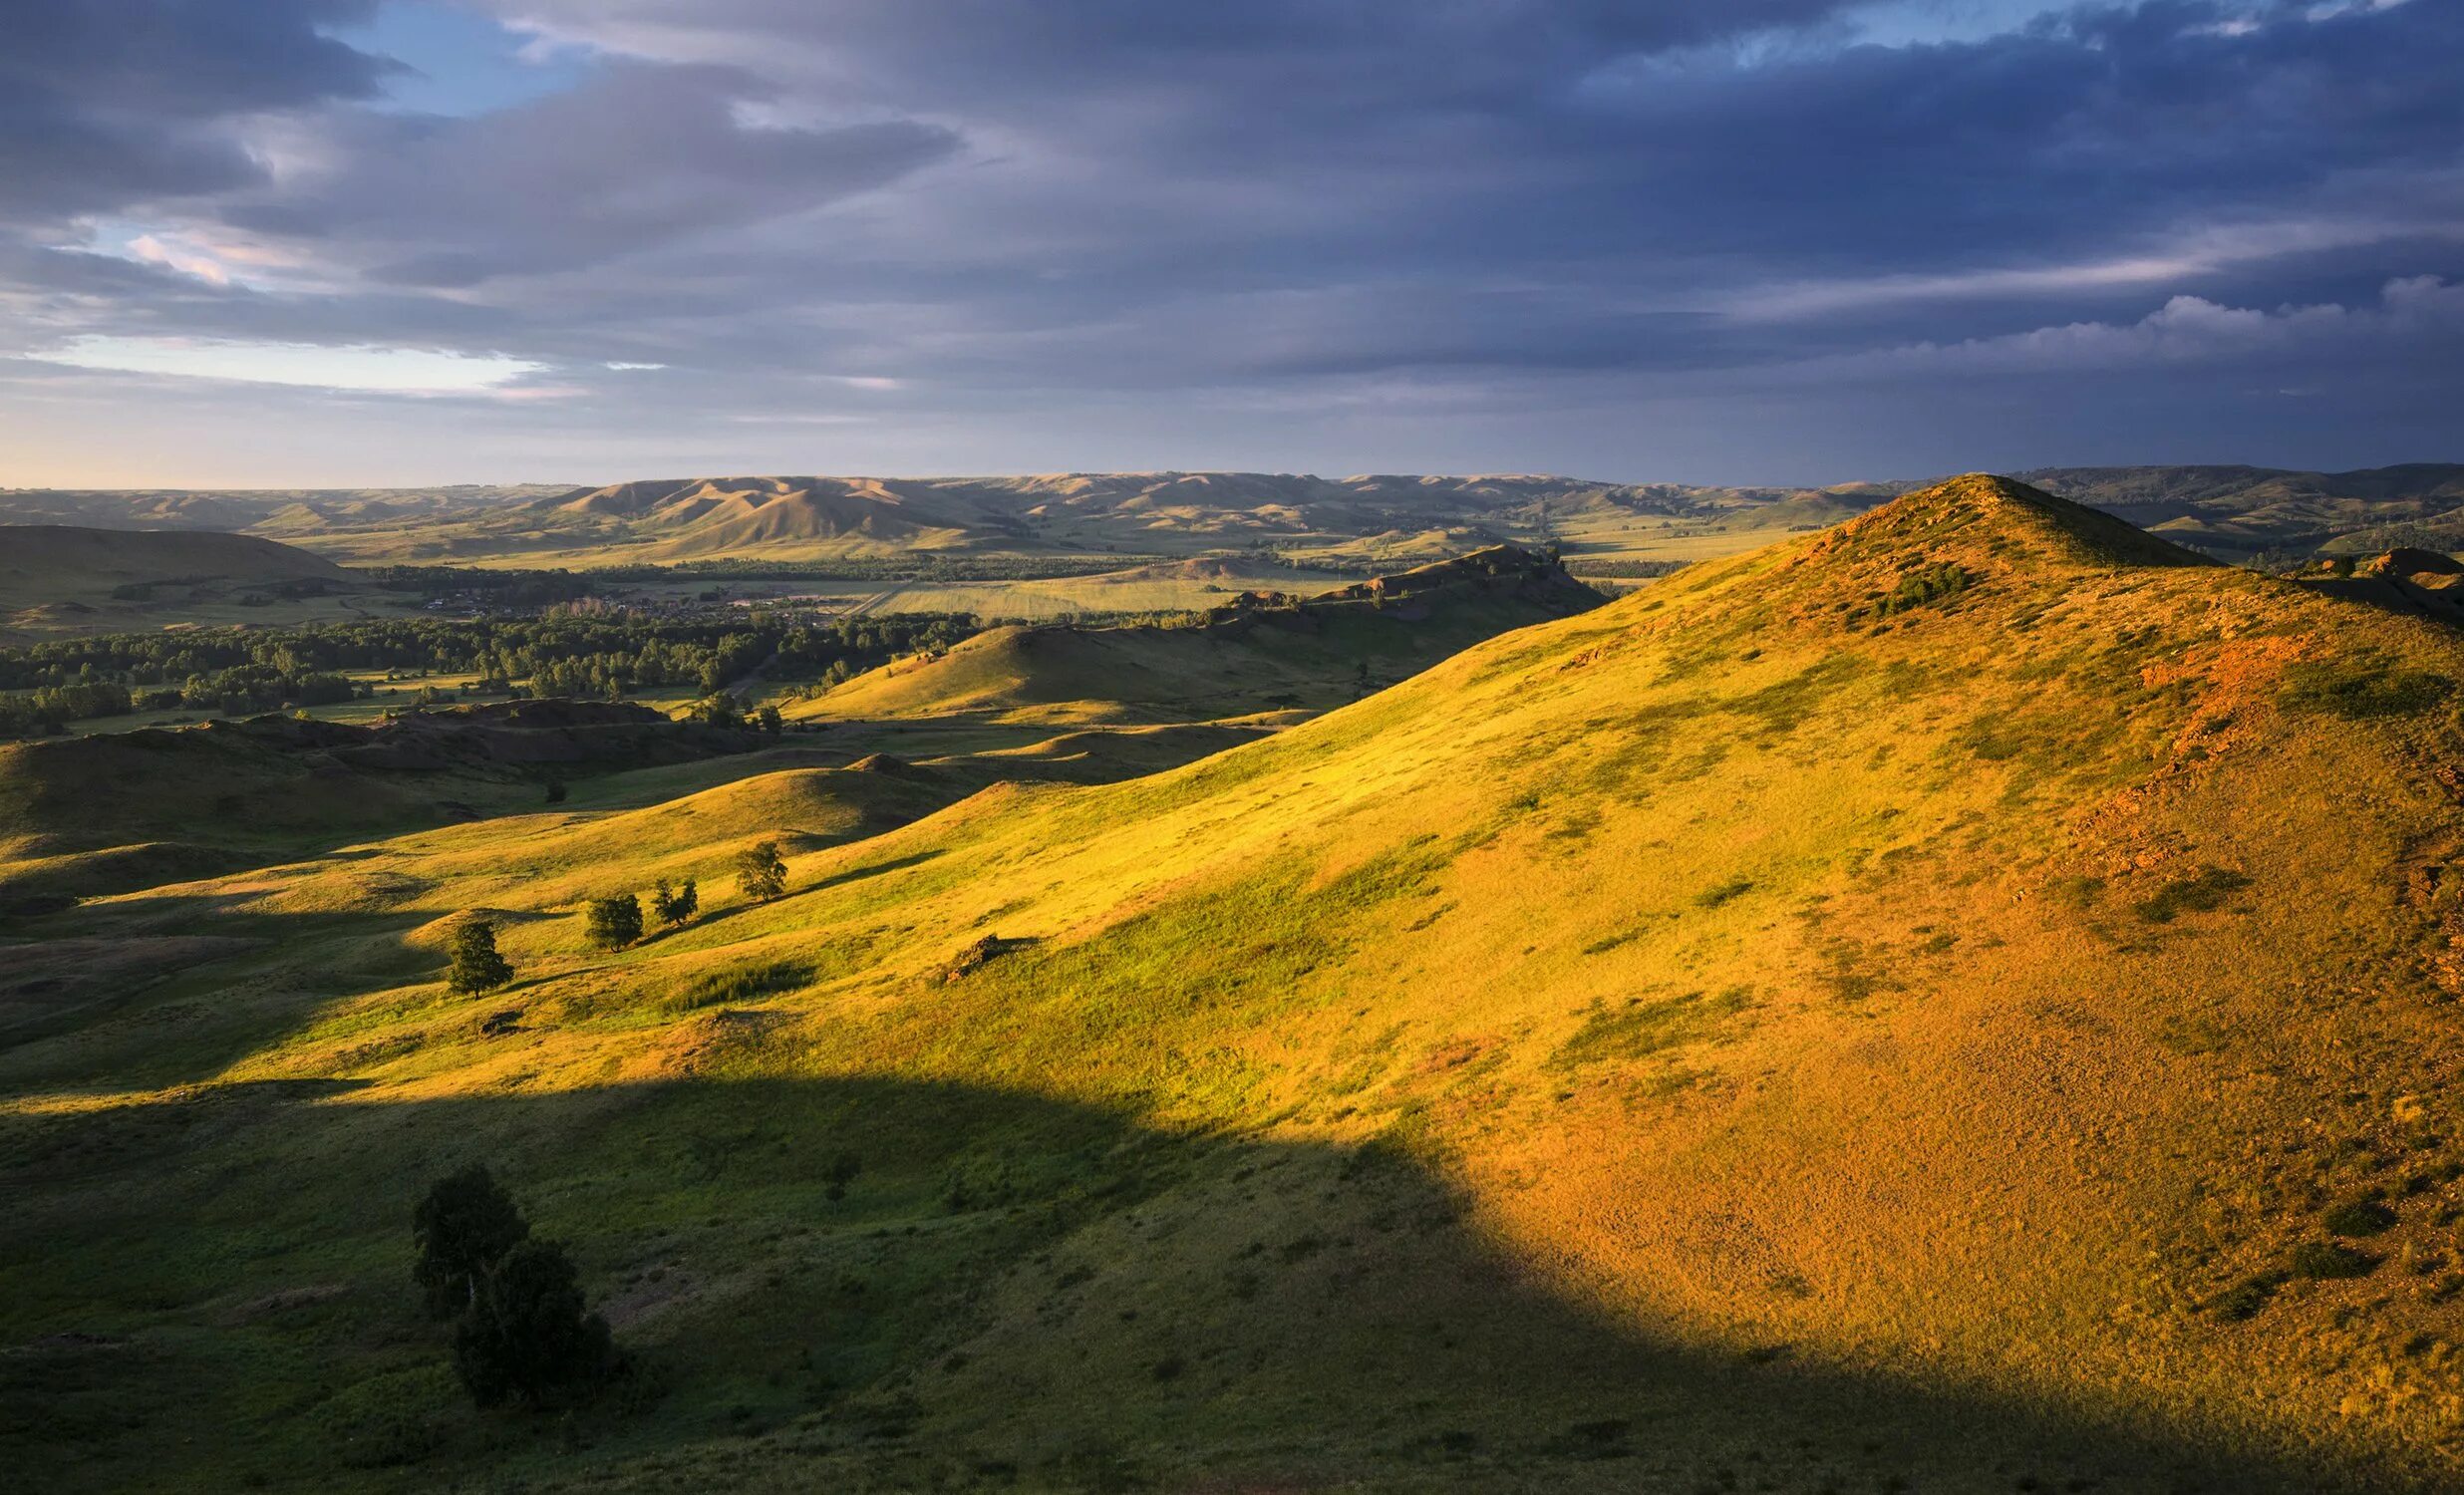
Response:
[651,877,699,928]
[584,892,643,950]
[453,1239,617,1407]
[446,917,514,995]
[413,1164,529,1319]
[736,841,787,903]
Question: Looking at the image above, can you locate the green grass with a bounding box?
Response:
[2280,662,2454,720]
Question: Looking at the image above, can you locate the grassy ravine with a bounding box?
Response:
[10,477,2464,1490]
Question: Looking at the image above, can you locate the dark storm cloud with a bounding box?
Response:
[0,0,2458,479]
[218,63,960,287]
[1560,0,2464,273]
[430,0,2463,378]
[0,0,392,219]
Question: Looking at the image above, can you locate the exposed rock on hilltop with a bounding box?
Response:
[2361,546,2463,579]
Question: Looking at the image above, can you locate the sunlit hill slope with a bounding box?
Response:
[12,477,2464,1490]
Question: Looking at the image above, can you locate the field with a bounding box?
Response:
[8,479,2464,1491]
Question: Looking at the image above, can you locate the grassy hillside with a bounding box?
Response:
[0,524,363,641]
[10,477,2464,1490]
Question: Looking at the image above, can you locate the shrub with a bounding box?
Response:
[446,917,514,994]
[682,694,744,729]
[543,779,568,805]
[2131,866,2252,923]
[2324,1199,2398,1237]
[585,893,644,951]
[1872,562,1971,618]
[658,957,811,1015]
[823,1150,862,1201]
[452,1240,617,1407]
[1694,876,1753,909]
[2213,1272,2286,1321]
[2291,1241,2380,1280]
[312,1365,457,1468]
[736,841,787,903]
[413,1164,529,1320]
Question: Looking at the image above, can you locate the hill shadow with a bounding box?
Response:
[2297,571,2464,627]
[0,1071,2410,1494]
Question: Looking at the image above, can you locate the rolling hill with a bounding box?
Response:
[0,524,358,640]
[799,544,1603,725]
[535,477,993,561]
[9,476,2464,1490]
[0,472,1905,569]
[7,466,2461,576]
[2023,463,2464,560]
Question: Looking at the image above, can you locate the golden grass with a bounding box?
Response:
[9,477,2464,1490]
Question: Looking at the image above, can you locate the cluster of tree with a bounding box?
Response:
[584,875,704,951]
[413,1165,618,1407]
[633,554,1149,582]
[1564,557,1689,579]
[0,679,135,737]
[363,566,600,605]
[678,694,783,732]
[0,613,979,735]
[449,876,719,985]
[1247,545,1399,576]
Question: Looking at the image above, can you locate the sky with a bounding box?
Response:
[0,0,2456,487]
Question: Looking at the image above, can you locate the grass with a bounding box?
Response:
[652,958,816,1017]
[2280,661,2454,720]
[7,476,2464,1492]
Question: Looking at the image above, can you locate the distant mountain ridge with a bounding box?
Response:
[3,465,2459,566]
[516,470,1903,562]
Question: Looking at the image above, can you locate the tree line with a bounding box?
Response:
[0,613,977,737]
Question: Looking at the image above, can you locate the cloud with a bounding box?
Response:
[0,0,2457,480]
[1781,275,2464,379]
[19,335,544,394]
[0,1,393,221]
[211,63,959,288]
